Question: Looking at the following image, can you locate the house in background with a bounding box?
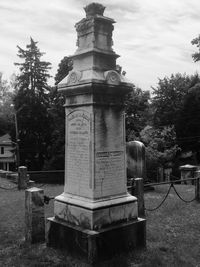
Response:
[0,134,16,171]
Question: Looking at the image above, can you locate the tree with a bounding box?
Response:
[140,125,180,179]
[152,73,200,127]
[191,35,200,62]
[13,38,52,170]
[43,56,72,170]
[176,83,200,163]
[0,72,14,135]
[55,56,73,85]
[125,86,150,141]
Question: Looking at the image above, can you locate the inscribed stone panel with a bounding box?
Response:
[65,110,91,196]
[95,150,126,197]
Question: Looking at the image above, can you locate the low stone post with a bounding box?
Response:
[18,166,28,190]
[179,164,197,185]
[25,187,45,243]
[195,171,200,202]
[133,178,145,218]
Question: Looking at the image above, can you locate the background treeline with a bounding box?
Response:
[1,37,200,178]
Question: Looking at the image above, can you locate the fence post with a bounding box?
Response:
[133,178,145,218]
[195,171,200,202]
[25,187,45,243]
[18,166,28,190]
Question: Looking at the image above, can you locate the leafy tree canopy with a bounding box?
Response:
[191,35,200,62]
[0,72,15,135]
[152,73,200,127]
[55,56,73,85]
[140,125,180,168]
[125,86,150,141]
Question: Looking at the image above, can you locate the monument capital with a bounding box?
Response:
[58,2,132,93]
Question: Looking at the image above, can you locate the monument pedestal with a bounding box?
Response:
[47,217,146,263]
[47,192,146,263]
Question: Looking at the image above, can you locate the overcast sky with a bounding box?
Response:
[1,0,200,90]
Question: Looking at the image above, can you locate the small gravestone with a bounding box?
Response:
[127,141,146,180]
[47,3,146,263]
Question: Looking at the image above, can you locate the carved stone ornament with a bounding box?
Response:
[84,3,105,18]
[104,70,121,85]
[76,19,94,33]
[67,71,82,85]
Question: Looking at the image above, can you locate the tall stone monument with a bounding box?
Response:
[47,3,146,263]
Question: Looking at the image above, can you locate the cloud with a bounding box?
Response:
[0,0,200,90]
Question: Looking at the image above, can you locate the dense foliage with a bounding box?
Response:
[0,73,14,136]
[176,83,200,163]
[54,56,72,85]
[140,125,179,171]
[191,35,200,62]
[43,56,72,170]
[151,73,200,127]
[125,86,150,141]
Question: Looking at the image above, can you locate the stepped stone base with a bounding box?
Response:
[46,217,146,264]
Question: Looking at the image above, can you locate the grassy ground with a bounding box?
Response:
[0,178,200,267]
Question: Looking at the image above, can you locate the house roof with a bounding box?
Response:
[0,134,13,146]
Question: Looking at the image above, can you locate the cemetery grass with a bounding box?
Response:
[0,178,200,266]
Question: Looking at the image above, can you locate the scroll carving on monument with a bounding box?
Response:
[104,70,121,85]
[67,71,82,85]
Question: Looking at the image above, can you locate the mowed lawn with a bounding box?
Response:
[0,177,200,267]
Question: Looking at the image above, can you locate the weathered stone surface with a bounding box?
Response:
[54,195,138,230]
[53,2,136,219]
[25,187,45,243]
[75,3,114,53]
[57,2,131,90]
[133,178,145,217]
[64,104,127,199]
[126,141,146,180]
[47,217,146,264]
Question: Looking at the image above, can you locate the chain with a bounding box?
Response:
[145,184,173,211]
[171,184,196,203]
[145,179,198,211]
[0,185,18,190]
[44,195,55,204]
[36,183,47,188]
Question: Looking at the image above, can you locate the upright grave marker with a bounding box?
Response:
[47,3,146,263]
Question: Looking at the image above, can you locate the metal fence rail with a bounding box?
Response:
[143,177,198,188]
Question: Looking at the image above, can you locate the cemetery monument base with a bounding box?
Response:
[47,217,146,263]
